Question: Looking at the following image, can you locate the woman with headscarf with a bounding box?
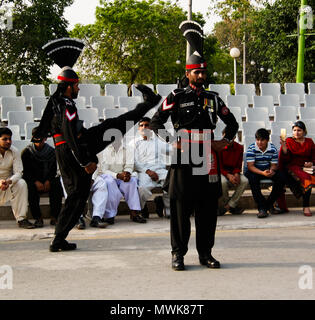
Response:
[278,121,315,216]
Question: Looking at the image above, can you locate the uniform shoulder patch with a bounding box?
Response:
[65,109,76,121]
[221,106,230,116]
[162,98,175,111]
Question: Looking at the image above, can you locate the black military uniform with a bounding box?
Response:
[35,38,161,252]
[150,21,239,270]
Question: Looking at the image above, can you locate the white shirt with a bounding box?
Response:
[93,143,136,180]
[0,146,23,185]
[131,133,172,173]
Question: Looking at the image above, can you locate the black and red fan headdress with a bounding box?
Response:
[179,20,206,70]
[42,38,85,83]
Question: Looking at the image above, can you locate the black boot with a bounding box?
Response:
[199,254,220,269]
[49,239,77,252]
[172,254,185,271]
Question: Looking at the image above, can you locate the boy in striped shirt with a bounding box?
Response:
[244,128,285,218]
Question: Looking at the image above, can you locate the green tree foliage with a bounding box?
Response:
[0,0,73,86]
[71,0,219,87]
[210,0,315,86]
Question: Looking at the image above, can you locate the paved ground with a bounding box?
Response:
[0,208,314,303]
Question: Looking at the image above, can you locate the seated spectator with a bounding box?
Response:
[244,128,285,218]
[131,117,171,218]
[90,137,145,225]
[278,121,315,217]
[21,127,63,227]
[217,130,248,215]
[0,127,34,229]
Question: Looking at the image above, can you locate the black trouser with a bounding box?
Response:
[303,189,312,207]
[245,170,286,211]
[170,170,219,257]
[26,177,63,220]
[53,145,92,244]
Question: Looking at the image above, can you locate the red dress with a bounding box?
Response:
[279,137,315,195]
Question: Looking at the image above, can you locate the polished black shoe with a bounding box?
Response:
[229,206,245,215]
[90,216,108,228]
[154,196,164,217]
[257,209,268,218]
[49,239,77,252]
[172,254,185,271]
[18,219,35,229]
[130,213,147,223]
[34,219,44,228]
[76,217,86,229]
[199,255,221,269]
[135,84,162,105]
[103,217,115,225]
[141,205,149,219]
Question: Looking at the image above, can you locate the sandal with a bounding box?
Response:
[303,208,312,217]
[130,213,147,223]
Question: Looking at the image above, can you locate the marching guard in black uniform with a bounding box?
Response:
[150,22,239,270]
[34,38,161,252]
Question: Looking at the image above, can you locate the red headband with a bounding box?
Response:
[57,75,79,83]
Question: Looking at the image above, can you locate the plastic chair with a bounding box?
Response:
[208,84,230,104]
[0,84,17,97]
[7,125,21,140]
[103,107,128,119]
[270,121,293,135]
[304,94,315,107]
[242,121,265,137]
[24,122,38,139]
[308,83,315,94]
[274,106,298,122]
[90,96,115,119]
[8,111,34,137]
[77,108,99,127]
[253,95,275,116]
[78,84,101,106]
[227,95,248,117]
[104,84,128,106]
[156,84,177,97]
[131,84,154,98]
[284,83,305,104]
[279,94,300,108]
[20,84,45,106]
[235,83,256,105]
[30,96,49,121]
[260,83,281,105]
[118,96,142,110]
[246,107,270,130]
[0,96,26,121]
[298,107,315,120]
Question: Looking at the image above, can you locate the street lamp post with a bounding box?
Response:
[230,48,240,88]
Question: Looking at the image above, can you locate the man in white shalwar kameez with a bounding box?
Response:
[90,137,146,226]
[131,117,171,218]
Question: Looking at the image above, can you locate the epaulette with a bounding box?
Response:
[171,88,185,96]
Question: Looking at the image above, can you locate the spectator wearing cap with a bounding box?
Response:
[21,127,63,227]
[130,117,171,219]
[0,127,33,228]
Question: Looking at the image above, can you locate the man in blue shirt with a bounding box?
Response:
[245,128,285,218]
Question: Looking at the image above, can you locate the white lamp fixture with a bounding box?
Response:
[230,48,241,87]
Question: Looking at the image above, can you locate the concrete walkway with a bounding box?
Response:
[1,207,314,242]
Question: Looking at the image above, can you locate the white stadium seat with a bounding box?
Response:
[304,94,315,107]
[302,120,315,135]
[49,83,58,95]
[156,84,177,97]
[30,96,48,121]
[78,84,101,106]
[246,107,270,130]
[73,96,86,108]
[0,96,26,122]
[8,111,34,137]
[228,107,242,130]
[209,84,231,104]
[103,107,128,119]
[0,84,17,97]
[20,84,45,106]
[77,108,99,127]
[253,95,275,116]
[235,83,256,105]
[12,140,31,153]
[104,84,128,106]
[227,95,248,117]
[260,83,281,105]
[308,83,315,94]
[279,94,300,108]
[131,84,154,98]
[242,121,265,137]
[270,121,293,136]
[90,96,115,119]
[274,106,298,122]
[298,107,315,120]
[284,83,305,104]
[24,122,38,140]
[118,96,142,110]
[7,125,21,140]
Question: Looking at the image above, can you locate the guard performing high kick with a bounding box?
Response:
[34,38,161,252]
[150,21,238,270]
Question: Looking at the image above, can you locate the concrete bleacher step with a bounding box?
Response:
[1,189,315,220]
